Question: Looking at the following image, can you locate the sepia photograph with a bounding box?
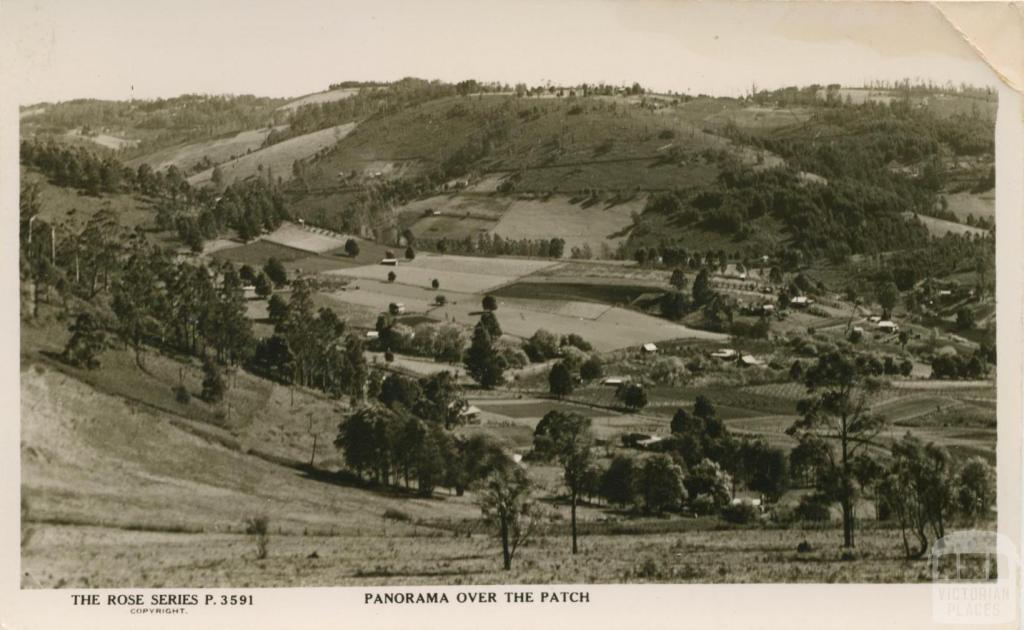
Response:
[2,1,1022,627]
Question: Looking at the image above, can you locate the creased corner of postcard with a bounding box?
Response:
[931,2,1024,94]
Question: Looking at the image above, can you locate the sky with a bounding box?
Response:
[1,0,1000,104]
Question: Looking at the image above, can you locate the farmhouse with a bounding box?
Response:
[876,320,899,333]
[739,354,766,368]
[380,258,399,266]
[602,377,627,387]
[790,296,812,308]
[641,343,659,354]
[364,331,380,340]
[711,348,737,360]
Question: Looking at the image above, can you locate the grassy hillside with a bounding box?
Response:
[20,95,286,160]
[188,123,358,187]
[125,127,282,174]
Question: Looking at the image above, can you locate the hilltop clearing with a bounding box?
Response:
[277,88,360,113]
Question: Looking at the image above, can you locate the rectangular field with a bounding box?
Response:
[491,196,643,255]
[211,240,310,265]
[411,215,497,240]
[328,264,515,294]
[907,212,990,238]
[944,191,995,221]
[262,222,350,254]
[325,255,556,294]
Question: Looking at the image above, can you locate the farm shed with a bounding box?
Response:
[722,264,748,280]
[636,436,664,449]
[711,348,737,360]
[380,258,399,266]
[602,377,626,387]
[364,331,380,340]
[790,296,812,308]
[641,343,659,354]
[461,405,483,423]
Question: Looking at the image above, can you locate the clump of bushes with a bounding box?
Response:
[383,508,412,522]
[174,384,191,404]
[244,515,270,560]
[796,494,833,522]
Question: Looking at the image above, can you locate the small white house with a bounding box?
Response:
[602,377,627,387]
[761,304,776,314]
[636,436,664,449]
[731,497,764,511]
[641,343,659,354]
[380,258,399,266]
[364,330,380,340]
[711,348,737,360]
[790,296,812,308]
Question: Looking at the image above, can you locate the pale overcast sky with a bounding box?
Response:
[1,0,998,104]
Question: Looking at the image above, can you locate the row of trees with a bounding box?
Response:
[421,234,567,259]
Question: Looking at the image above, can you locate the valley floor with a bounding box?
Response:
[20,356,978,588]
[23,522,930,588]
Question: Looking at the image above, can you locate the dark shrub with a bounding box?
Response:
[720,502,759,524]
